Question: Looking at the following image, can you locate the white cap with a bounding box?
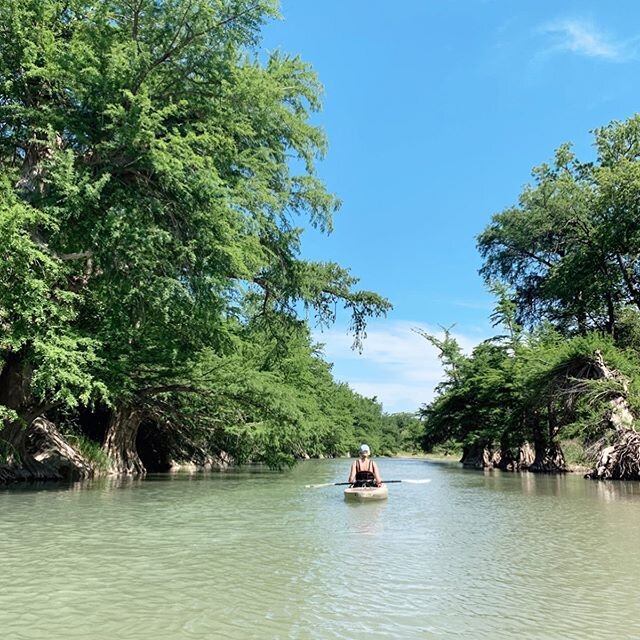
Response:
[359,444,370,454]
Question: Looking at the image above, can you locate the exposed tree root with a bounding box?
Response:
[586,428,640,480]
[462,442,538,471]
[0,417,94,484]
[460,443,492,469]
[27,417,94,480]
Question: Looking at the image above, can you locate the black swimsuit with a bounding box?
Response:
[354,459,376,487]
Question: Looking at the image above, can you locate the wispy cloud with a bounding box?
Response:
[314,320,486,413]
[540,19,626,61]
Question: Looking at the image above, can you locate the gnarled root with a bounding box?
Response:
[587,428,640,480]
[0,417,94,484]
[27,417,94,480]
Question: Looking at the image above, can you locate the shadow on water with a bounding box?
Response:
[0,463,289,495]
[0,475,148,494]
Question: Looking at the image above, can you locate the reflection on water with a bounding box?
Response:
[344,498,388,536]
[590,477,640,502]
[2,459,640,639]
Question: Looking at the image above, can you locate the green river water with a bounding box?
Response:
[2,457,640,639]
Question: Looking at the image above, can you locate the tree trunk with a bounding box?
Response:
[494,441,537,471]
[591,350,634,429]
[0,351,48,467]
[102,406,146,475]
[576,294,587,336]
[517,441,535,468]
[0,420,26,464]
[530,441,567,473]
[605,292,615,338]
[461,442,494,468]
[529,417,567,473]
[0,417,87,483]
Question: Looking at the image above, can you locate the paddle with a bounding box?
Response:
[305,479,431,489]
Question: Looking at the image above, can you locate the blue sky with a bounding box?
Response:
[262,1,640,413]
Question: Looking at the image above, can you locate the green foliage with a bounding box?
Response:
[478,115,640,338]
[0,1,392,469]
[559,439,593,467]
[413,326,465,386]
[0,179,103,411]
[420,335,523,452]
[67,433,111,472]
[613,308,640,352]
[420,114,640,464]
[380,412,424,453]
[524,333,640,445]
[419,302,640,456]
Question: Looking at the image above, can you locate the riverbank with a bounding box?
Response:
[396,449,594,476]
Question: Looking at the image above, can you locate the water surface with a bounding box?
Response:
[2,458,640,639]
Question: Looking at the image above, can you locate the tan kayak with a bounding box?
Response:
[344,484,389,501]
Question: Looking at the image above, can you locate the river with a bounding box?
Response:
[2,458,640,639]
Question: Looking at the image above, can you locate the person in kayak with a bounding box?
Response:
[349,444,383,487]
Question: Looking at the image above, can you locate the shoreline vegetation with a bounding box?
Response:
[422,454,592,475]
[418,116,640,482]
[0,1,429,486]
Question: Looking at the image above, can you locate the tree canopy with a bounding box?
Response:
[0,0,404,478]
[423,115,640,478]
[478,117,640,338]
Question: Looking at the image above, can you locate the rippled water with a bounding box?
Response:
[2,458,640,639]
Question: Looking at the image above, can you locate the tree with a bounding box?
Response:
[420,115,640,477]
[0,1,390,475]
[478,115,640,339]
[478,146,616,335]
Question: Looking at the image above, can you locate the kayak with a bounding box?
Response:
[344,484,389,501]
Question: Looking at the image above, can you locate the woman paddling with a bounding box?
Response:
[349,444,383,487]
